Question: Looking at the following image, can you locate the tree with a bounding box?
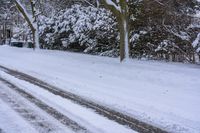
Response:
[0,0,15,44]
[99,0,130,62]
[14,0,39,49]
[129,0,200,63]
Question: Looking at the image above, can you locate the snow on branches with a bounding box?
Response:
[14,0,39,48]
[39,4,118,55]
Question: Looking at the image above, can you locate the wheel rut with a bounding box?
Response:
[0,77,89,133]
[0,65,168,133]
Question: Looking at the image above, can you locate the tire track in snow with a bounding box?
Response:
[0,129,4,133]
[0,77,90,133]
[0,65,168,133]
[0,81,57,133]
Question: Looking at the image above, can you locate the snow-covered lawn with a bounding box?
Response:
[0,45,200,133]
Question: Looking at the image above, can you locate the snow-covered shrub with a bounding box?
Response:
[37,0,200,63]
[39,4,118,56]
[128,0,200,63]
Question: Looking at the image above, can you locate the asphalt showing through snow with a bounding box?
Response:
[0,81,57,133]
[0,77,89,133]
[0,129,4,133]
[0,65,168,133]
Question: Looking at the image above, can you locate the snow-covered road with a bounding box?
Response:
[0,46,200,133]
[0,73,138,133]
[0,65,166,133]
[0,79,74,133]
[0,73,139,133]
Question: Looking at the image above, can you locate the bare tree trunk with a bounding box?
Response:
[119,15,129,61]
[3,23,6,43]
[30,0,40,49]
[100,0,130,62]
[119,1,129,61]
[194,53,200,64]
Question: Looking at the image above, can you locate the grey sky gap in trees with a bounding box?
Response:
[99,0,130,62]
[14,0,39,49]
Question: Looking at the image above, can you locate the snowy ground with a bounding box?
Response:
[0,82,74,133]
[0,45,200,133]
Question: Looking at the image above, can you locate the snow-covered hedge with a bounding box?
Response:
[39,4,118,56]
[37,1,200,63]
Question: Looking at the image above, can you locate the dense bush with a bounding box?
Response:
[10,0,197,63]
[129,0,200,62]
[39,4,119,56]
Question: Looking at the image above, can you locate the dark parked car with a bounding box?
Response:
[10,41,24,47]
[27,41,34,48]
